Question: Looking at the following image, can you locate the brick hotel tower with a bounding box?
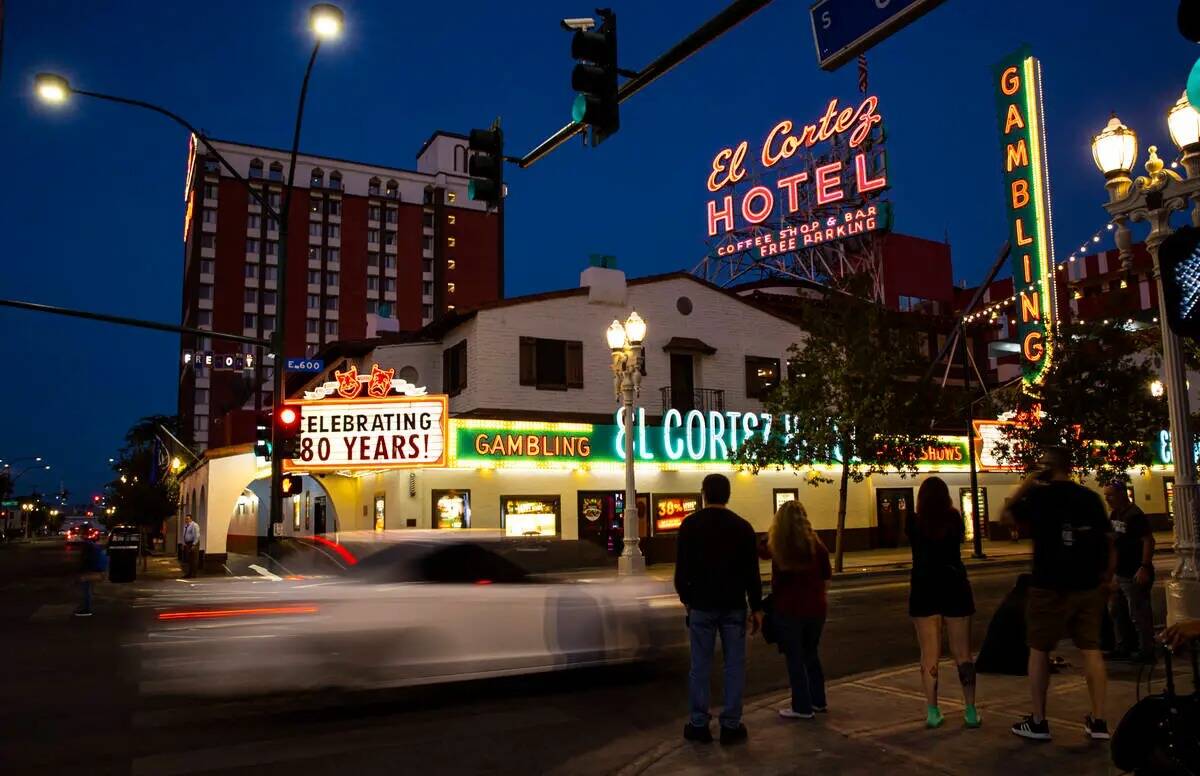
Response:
[179,132,502,450]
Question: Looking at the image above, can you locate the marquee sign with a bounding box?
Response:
[995,48,1058,387]
[705,95,889,255]
[284,363,446,472]
[453,413,972,470]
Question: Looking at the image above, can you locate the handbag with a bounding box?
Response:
[1111,644,1200,774]
[760,593,778,645]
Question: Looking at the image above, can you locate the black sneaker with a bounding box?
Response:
[1011,715,1052,741]
[683,723,712,743]
[1084,715,1110,740]
[719,724,748,745]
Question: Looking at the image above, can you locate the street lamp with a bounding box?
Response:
[32,3,344,539]
[1093,96,1200,624]
[607,311,648,576]
[1151,379,1166,398]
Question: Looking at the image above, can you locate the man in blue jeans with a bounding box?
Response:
[674,473,763,745]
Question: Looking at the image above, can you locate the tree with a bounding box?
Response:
[735,280,937,571]
[990,321,1169,484]
[106,415,184,565]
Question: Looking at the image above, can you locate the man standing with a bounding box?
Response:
[1006,448,1116,742]
[181,514,200,579]
[1103,482,1156,663]
[674,473,763,745]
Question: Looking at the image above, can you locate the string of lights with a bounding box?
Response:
[961,220,1116,325]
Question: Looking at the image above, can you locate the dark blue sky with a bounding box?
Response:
[0,0,1195,500]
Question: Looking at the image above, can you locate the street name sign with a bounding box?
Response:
[810,0,947,70]
[285,358,324,373]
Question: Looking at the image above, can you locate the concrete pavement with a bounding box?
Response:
[617,653,1196,776]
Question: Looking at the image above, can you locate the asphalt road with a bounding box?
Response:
[0,540,1172,776]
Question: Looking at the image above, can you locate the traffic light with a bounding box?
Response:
[467,125,504,208]
[1157,225,1200,340]
[570,9,619,146]
[275,404,303,460]
[254,412,271,459]
[279,474,303,498]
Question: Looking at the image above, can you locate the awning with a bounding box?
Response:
[661,337,717,355]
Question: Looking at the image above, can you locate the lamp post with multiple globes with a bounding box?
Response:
[607,312,648,576]
[1091,93,1200,623]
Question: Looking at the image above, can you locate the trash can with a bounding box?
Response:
[107,525,141,583]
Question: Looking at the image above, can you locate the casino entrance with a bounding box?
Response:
[577,491,648,556]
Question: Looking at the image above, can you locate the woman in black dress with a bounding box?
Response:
[908,476,979,729]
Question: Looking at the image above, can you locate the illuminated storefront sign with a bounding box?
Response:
[285,393,449,472]
[706,96,888,251]
[452,415,973,471]
[995,48,1058,387]
[653,493,700,534]
[1154,428,1200,466]
[973,419,1018,472]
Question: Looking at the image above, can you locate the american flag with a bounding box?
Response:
[857,54,868,93]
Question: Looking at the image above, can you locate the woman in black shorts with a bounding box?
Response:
[908,476,979,729]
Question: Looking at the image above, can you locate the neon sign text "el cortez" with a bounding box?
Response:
[706,96,886,236]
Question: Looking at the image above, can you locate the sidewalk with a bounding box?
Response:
[619,654,1195,776]
[637,531,1175,583]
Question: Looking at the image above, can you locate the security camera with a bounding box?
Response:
[561,17,595,31]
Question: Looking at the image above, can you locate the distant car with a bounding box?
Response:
[65,522,102,545]
[136,531,684,696]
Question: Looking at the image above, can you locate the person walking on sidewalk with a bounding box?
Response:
[761,500,831,720]
[1005,447,1117,742]
[674,473,763,746]
[908,476,980,729]
[1103,482,1156,663]
[75,531,107,617]
[181,514,200,579]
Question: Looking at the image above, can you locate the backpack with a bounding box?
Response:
[1112,646,1200,775]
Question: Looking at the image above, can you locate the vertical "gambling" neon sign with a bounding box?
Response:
[995,48,1058,387]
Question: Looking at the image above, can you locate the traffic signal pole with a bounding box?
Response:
[519,0,774,168]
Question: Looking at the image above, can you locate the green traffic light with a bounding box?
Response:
[468,179,478,200]
[572,93,588,123]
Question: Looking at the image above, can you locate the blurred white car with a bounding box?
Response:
[135,531,684,696]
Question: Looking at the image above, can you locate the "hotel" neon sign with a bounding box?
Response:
[706,95,888,251]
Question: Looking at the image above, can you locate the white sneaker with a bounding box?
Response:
[779,708,815,720]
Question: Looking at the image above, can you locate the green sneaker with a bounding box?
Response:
[926,706,945,729]
[965,705,982,728]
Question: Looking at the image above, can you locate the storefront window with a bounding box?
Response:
[374,493,386,532]
[434,490,471,529]
[501,496,560,537]
[959,487,988,542]
[773,488,798,513]
[652,493,700,535]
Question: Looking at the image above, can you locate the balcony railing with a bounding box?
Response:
[660,386,726,415]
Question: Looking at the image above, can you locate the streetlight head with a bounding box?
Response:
[35,456,42,462]
[34,72,70,105]
[1169,91,1200,154]
[624,311,647,345]
[309,3,344,40]
[606,320,627,350]
[1091,114,1138,178]
[1151,379,1165,398]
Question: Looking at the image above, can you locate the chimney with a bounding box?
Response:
[580,254,626,305]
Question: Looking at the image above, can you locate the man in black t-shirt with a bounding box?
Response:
[1103,483,1156,662]
[1005,448,1116,743]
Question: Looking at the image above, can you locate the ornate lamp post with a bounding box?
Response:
[607,312,648,576]
[1092,96,1200,623]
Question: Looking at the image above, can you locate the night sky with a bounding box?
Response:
[0,0,1195,501]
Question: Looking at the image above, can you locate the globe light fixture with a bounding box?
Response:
[1151,379,1165,398]
[624,311,647,345]
[1169,91,1200,152]
[606,320,626,350]
[1091,114,1138,178]
[34,73,70,105]
[309,3,344,40]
